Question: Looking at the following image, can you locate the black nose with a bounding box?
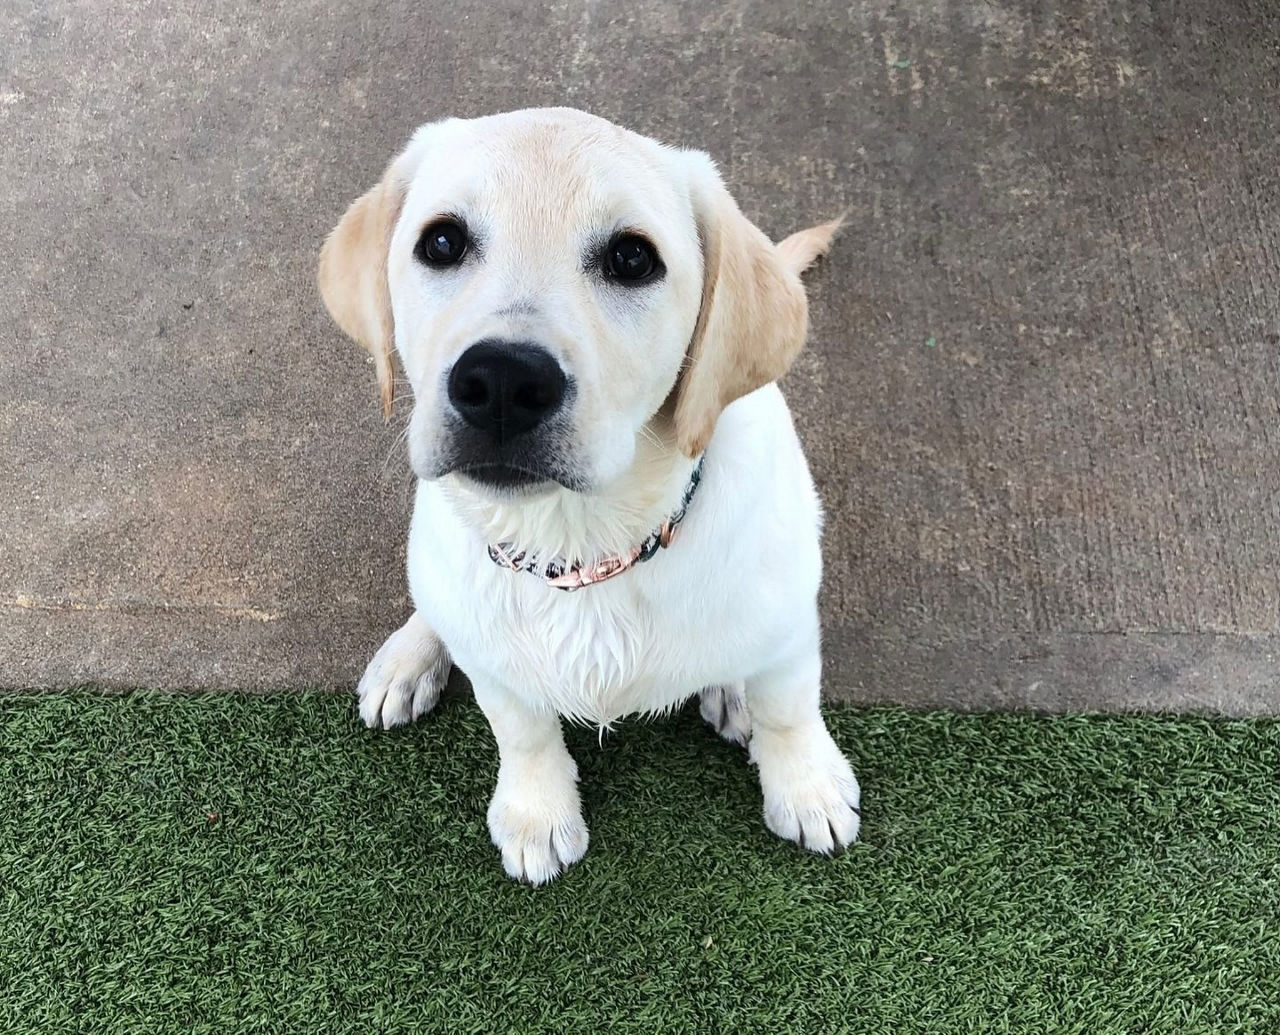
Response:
[447,340,567,443]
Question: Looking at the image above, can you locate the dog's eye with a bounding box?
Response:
[416,219,469,267]
[604,233,661,283]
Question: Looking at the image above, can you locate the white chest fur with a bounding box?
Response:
[405,387,823,725]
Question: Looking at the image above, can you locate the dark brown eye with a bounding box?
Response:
[605,233,661,282]
[416,218,468,267]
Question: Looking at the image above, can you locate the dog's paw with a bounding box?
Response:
[699,682,751,747]
[357,619,451,730]
[487,765,589,885]
[752,727,861,855]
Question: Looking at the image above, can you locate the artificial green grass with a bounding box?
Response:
[0,692,1276,1034]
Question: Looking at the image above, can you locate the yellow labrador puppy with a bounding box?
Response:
[319,107,857,884]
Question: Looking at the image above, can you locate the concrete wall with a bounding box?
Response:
[4,0,1278,712]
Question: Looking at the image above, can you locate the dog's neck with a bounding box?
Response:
[440,434,700,565]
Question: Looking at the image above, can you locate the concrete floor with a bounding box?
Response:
[3,0,1279,712]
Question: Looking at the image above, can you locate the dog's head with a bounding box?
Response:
[320,108,829,497]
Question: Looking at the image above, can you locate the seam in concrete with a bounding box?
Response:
[6,595,283,622]
[1071,629,1279,640]
[855,629,1280,642]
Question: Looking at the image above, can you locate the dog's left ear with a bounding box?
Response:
[671,152,840,457]
[318,154,414,420]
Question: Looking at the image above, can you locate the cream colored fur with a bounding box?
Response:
[320,108,858,884]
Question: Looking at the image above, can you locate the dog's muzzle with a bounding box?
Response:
[444,339,572,489]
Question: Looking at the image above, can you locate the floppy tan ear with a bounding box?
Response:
[672,156,839,457]
[317,160,410,419]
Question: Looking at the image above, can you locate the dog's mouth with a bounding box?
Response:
[421,413,589,495]
[454,462,556,491]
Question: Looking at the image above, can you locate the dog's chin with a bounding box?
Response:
[446,462,588,499]
[457,464,555,493]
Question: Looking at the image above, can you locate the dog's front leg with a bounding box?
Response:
[473,681,589,885]
[357,611,452,729]
[745,640,861,855]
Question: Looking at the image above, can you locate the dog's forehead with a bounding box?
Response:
[404,111,688,232]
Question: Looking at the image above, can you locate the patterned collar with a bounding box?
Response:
[486,458,705,592]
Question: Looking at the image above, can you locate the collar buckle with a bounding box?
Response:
[545,547,642,591]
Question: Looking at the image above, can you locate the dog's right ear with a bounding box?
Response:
[318,156,412,420]
[670,153,820,457]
